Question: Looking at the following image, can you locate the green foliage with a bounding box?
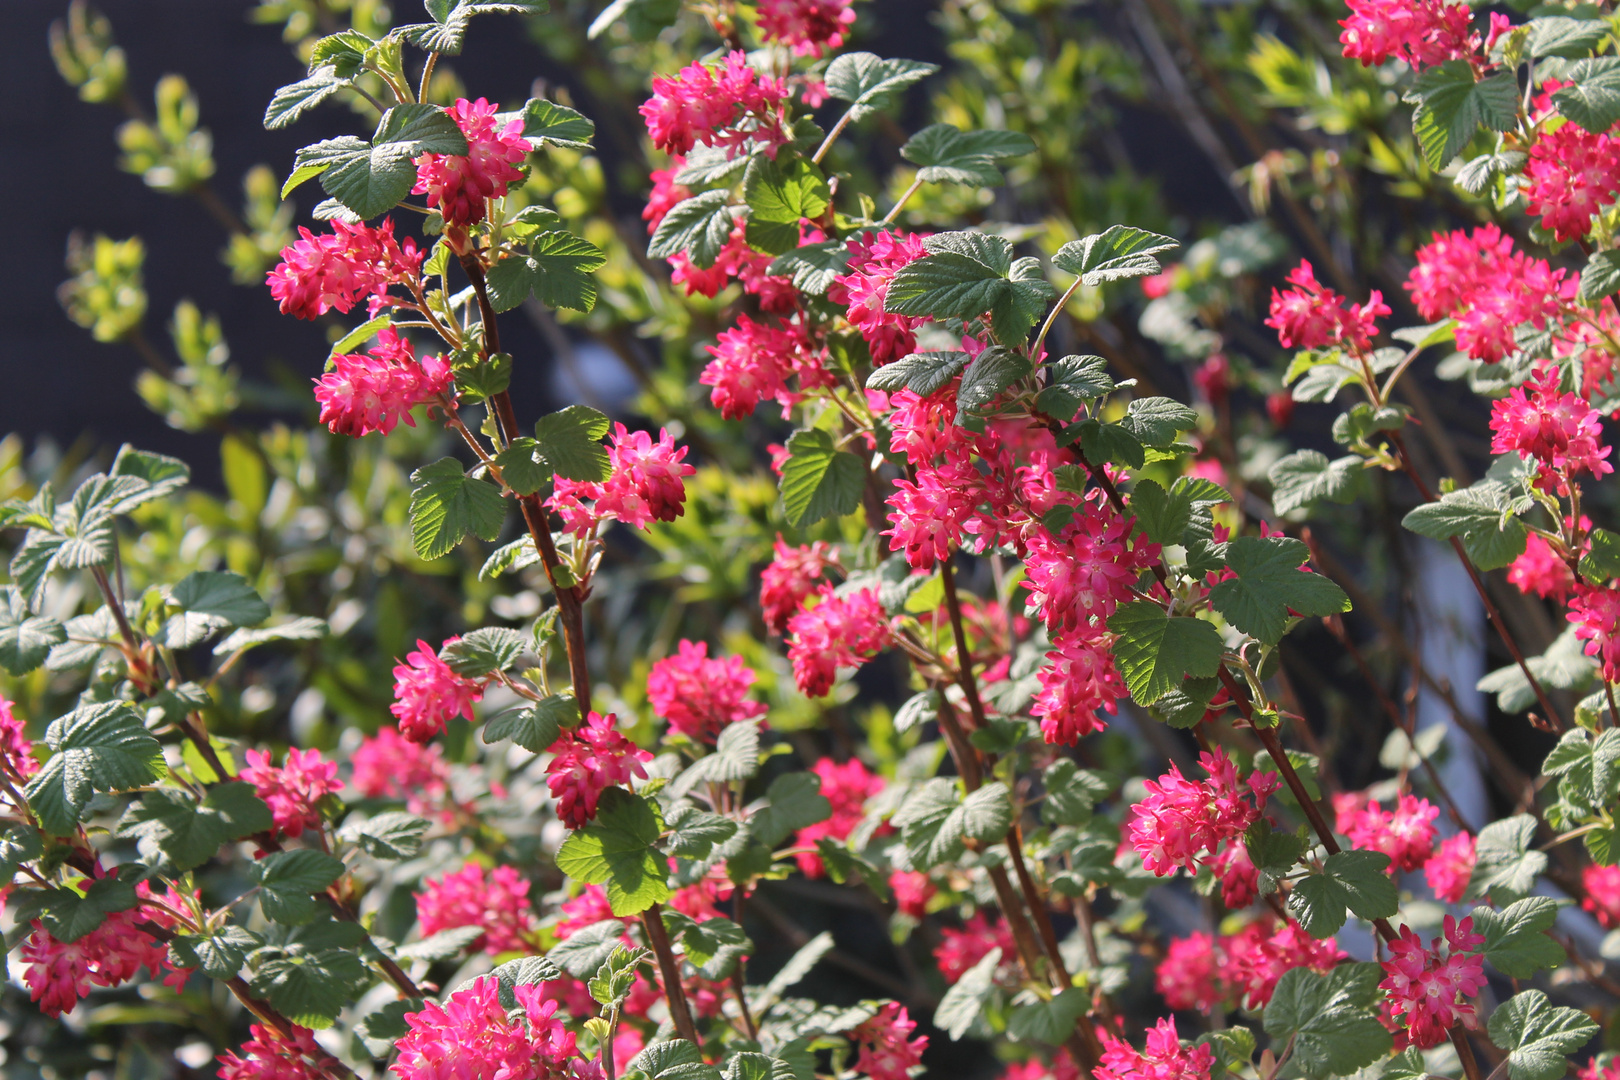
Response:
[1286,850,1398,937]
[1051,225,1179,285]
[744,156,830,255]
[823,53,938,122]
[1487,990,1599,1080]
[780,429,864,527]
[1402,480,1531,571]
[648,191,735,269]
[117,783,273,872]
[1471,814,1549,905]
[408,456,506,560]
[1269,451,1362,515]
[26,702,168,835]
[1553,58,1620,133]
[556,788,671,915]
[1263,963,1392,1078]
[1105,600,1225,706]
[288,104,469,217]
[533,405,612,482]
[900,124,1036,186]
[1405,61,1518,168]
[251,848,345,924]
[1472,897,1567,979]
[884,232,1055,345]
[485,231,607,313]
[865,350,971,396]
[1208,536,1350,645]
[484,694,578,751]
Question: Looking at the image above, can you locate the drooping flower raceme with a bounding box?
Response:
[1583,864,1620,929]
[760,537,837,633]
[1379,916,1486,1049]
[646,639,768,742]
[267,218,427,321]
[216,1023,333,1080]
[1490,364,1613,491]
[1333,791,1439,872]
[1157,919,1346,1013]
[415,863,538,956]
[1095,1017,1215,1080]
[786,586,892,697]
[240,746,342,838]
[1265,259,1389,352]
[1338,0,1477,69]
[394,977,579,1080]
[351,726,459,819]
[640,52,790,158]
[544,712,653,828]
[314,329,455,439]
[1129,749,1279,877]
[850,1002,928,1080]
[412,97,529,228]
[793,757,884,876]
[757,0,856,56]
[828,230,929,365]
[1424,831,1477,904]
[391,636,486,743]
[0,696,39,779]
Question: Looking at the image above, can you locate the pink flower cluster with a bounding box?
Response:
[1525,93,1620,242]
[1333,792,1439,872]
[1128,749,1279,878]
[1424,831,1477,903]
[934,913,1018,984]
[1490,364,1613,492]
[851,1002,928,1080]
[267,218,425,321]
[889,870,936,918]
[416,863,537,956]
[1379,915,1486,1049]
[549,424,695,535]
[647,639,768,741]
[760,537,837,633]
[351,726,459,819]
[314,329,455,438]
[1405,226,1571,363]
[1580,1057,1620,1080]
[0,696,39,779]
[1510,532,1578,600]
[217,1024,332,1080]
[785,587,892,697]
[668,214,800,308]
[544,711,653,828]
[758,0,856,56]
[1156,918,1346,1012]
[1265,259,1388,353]
[794,757,884,876]
[412,97,529,229]
[391,636,487,743]
[640,52,790,158]
[1583,865,1620,929]
[395,977,579,1080]
[701,314,833,419]
[241,746,342,838]
[828,230,930,365]
[20,881,188,1017]
[1570,582,1620,683]
[1095,1018,1214,1080]
[1338,0,1477,69]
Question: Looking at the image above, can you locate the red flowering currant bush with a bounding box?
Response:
[11,0,1620,1079]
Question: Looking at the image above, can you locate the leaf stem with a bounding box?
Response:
[879,176,924,226]
[641,905,702,1046]
[812,111,854,165]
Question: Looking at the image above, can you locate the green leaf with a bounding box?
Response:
[1007,987,1087,1046]
[1104,600,1225,706]
[408,457,507,560]
[1263,963,1392,1079]
[555,788,670,915]
[1553,57,1620,133]
[884,232,1055,345]
[768,241,849,295]
[1402,482,1529,571]
[627,1040,723,1080]
[169,925,261,980]
[251,849,345,924]
[934,946,1001,1039]
[484,694,576,752]
[308,104,471,218]
[1580,526,1620,583]
[1471,813,1548,904]
[110,445,190,504]
[750,771,833,849]
[117,782,273,872]
[1407,61,1519,169]
[1209,536,1350,645]
[520,98,595,149]
[492,438,549,496]
[664,803,739,859]
[1051,225,1180,286]
[1487,990,1599,1080]
[533,405,612,483]
[25,702,168,835]
[549,919,626,979]
[1472,897,1566,978]
[0,586,64,675]
[1456,150,1527,196]
[485,232,606,313]
[865,350,970,395]
[1244,819,1306,896]
[647,190,735,269]
[397,926,482,962]
[1269,450,1362,515]
[892,689,939,734]
[338,811,431,859]
[822,53,938,122]
[251,922,368,1029]
[1076,419,1146,469]
[1286,850,1398,938]
[477,954,565,1007]
[164,570,271,648]
[666,911,750,979]
[743,156,830,255]
[32,866,143,943]
[1149,674,1221,728]
[900,124,1036,186]
[0,824,42,882]
[589,944,649,1006]
[1579,250,1620,305]
[956,346,1031,412]
[1119,396,1197,447]
[308,29,372,78]
[441,627,526,678]
[1130,480,1191,546]
[264,66,350,129]
[1527,15,1610,58]
[780,429,865,527]
[670,719,761,796]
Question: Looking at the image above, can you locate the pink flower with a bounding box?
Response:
[544,712,653,828]
[0,696,39,779]
[647,639,768,742]
[1193,353,1230,404]
[1509,533,1577,599]
[1128,749,1278,877]
[314,329,455,438]
[1219,919,1346,1009]
[643,163,691,233]
[760,537,837,633]
[1022,511,1157,634]
[757,0,856,56]
[1334,792,1439,872]
[885,465,980,569]
[267,218,426,321]
[1570,582,1620,682]
[851,1002,928,1080]
[416,864,538,956]
[793,757,884,876]
[394,977,578,1080]
[1583,864,1620,929]
[934,913,1018,984]
[639,52,789,158]
[786,586,892,697]
[1095,1017,1215,1080]
[828,230,930,364]
[553,884,625,940]
[1156,932,1222,1012]
[1424,831,1477,904]
[1490,365,1613,490]
[889,870,935,918]
[1525,121,1620,242]
[412,98,529,228]
[1405,227,1572,363]
[390,637,486,743]
[701,314,801,419]
[1031,632,1126,745]
[1266,260,1389,352]
[1338,0,1477,69]
[351,726,457,818]
[217,1024,333,1080]
[1579,1057,1620,1080]
[20,901,175,1016]
[597,424,695,529]
[1379,916,1486,1049]
[240,746,342,838]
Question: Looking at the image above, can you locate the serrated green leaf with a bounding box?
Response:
[1130,479,1191,546]
[1407,62,1518,169]
[1051,225,1179,285]
[1245,819,1305,896]
[1402,482,1529,571]
[743,156,830,255]
[0,586,64,675]
[164,570,271,647]
[520,98,595,148]
[555,788,669,915]
[338,811,431,859]
[1007,987,1087,1046]
[1579,250,1620,305]
[823,53,938,122]
[768,241,849,295]
[484,694,576,752]
[251,927,368,1029]
[169,925,261,980]
[628,1040,723,1080]
[670,719,760,796]
[1119,396,1197,446]
[252,849,345,924]
[1263,964,1392,1079]
[1527,15,1610,58]
[1105,600,1225,706]
[647,190,735,269]
[664,803,739,859]
[1286,850,1397,938]
[589,943,648,1006]
[25,702,168,835]
[865,350,970,395]
[900,124,1035,186]
[1209,536,1350,645]
[1487,989,1599,1080]
[956,346,1031,412]
[1554,57,1620,133]
[408,457,507,560]
[1077,419,1146,469]
[117,782,273,872]
[549,918,627,979]
[486,232,606,313]
[1471,813,1548,904]
[533,405,611,482]
[934,946,1001,1039]
[1472,897,1566,978]
[750,771,832,849]
[780,429,864,527]
[1269,450,1362,515]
